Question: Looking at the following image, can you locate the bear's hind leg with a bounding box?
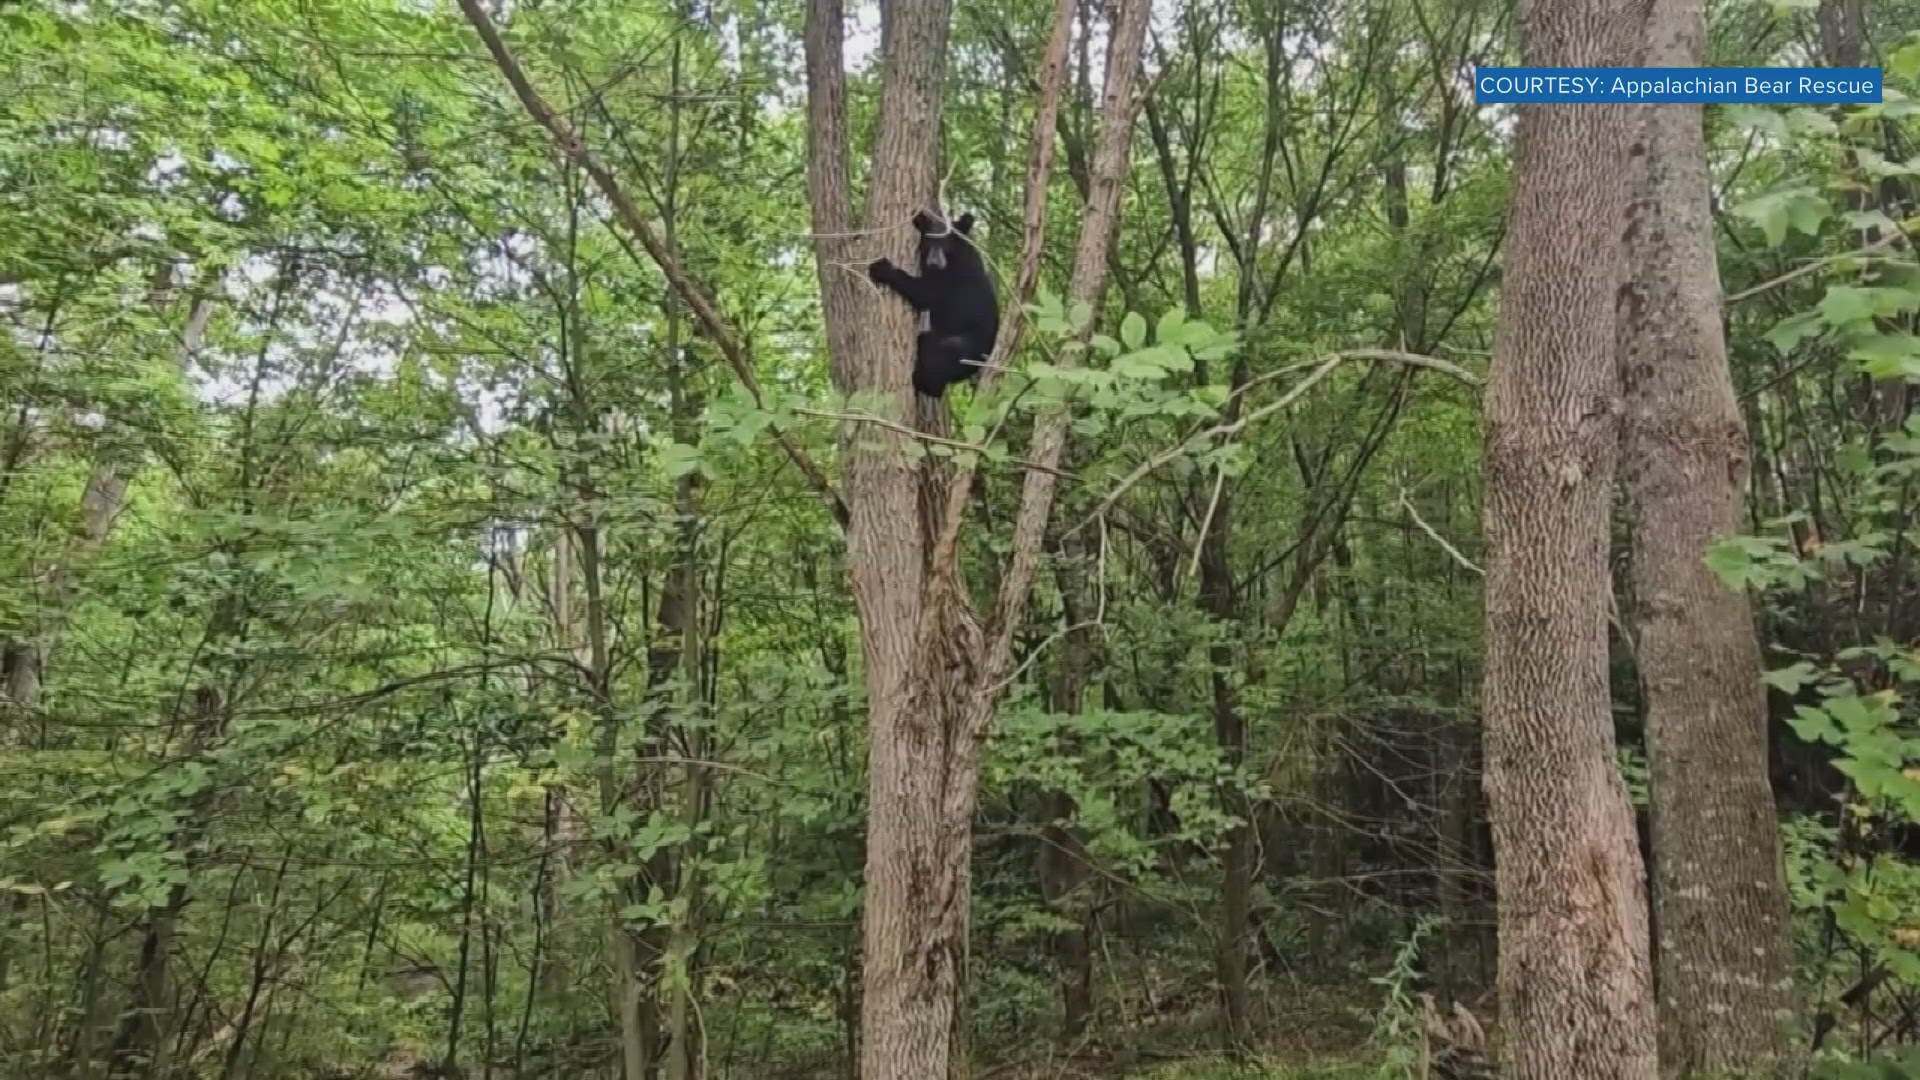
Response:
[913,333,982,398]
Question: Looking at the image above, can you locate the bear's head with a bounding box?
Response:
[913,210,977,273]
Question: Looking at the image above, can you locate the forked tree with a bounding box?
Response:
[803,0,1149,1073]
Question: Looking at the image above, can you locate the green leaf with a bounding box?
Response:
[1119,311,1147,350]
[1154,306,1186,343]
[1821,285,1879,328]
[656,442,701,479]
[1850,333,1920,380]
[1725,105,1788,139]
[1763,662,1822,694]
[1891,42,1920,81]
[1785,108,1840,136]
[1765,311,1823,354]
[1786,704,1840,744]
[1731,187,1829,246]
[1170,321,1219,346]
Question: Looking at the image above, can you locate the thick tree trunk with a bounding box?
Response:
[804,0,957,1074]
[1480,0,1657,1076]
[1618,0,1798,1071]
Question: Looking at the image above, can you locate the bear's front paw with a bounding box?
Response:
[867,258,894,282]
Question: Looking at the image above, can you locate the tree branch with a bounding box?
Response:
[794,408,1076,477]
[946,0,1154,821]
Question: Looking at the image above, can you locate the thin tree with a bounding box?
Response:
[1618,0,1798,1069]
[1479,0,1658,1073]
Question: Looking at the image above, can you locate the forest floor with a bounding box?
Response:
[981,981,1384,1079]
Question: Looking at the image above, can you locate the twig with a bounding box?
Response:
[793,408,1076,477]
[984,619,1102,697]
[922,0,1079,581]
[1724,235,1904,304]
[1186,466,1228,583]
[1397,490,1482,575]
[1065,348,1478,540]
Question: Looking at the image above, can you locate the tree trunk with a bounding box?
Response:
[1480,0,1657,1075]
[801,0,1144,1074]
[1814,0,1865,68]
[1040,526,1098,1039]
[1618,0,1798,1070]
[798,0,1144,1071]
[804,0,958,1074]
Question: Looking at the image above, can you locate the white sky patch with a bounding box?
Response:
[846,2,879,71]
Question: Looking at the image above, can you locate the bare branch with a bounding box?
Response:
[952,0,1154,800]
[1723,235,1904,304]
[794,408,1076,477]
[1397,490,1483,575]
[922,0,1079,581]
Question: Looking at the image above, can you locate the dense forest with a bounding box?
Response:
[3,0,1920,1076]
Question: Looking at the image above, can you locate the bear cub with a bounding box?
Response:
[868,210,999,398]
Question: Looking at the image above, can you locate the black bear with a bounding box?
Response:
[868,210,999,398]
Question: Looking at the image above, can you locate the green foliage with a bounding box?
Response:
[8,0,1849,1071]
[1361,915,1443,1079]
[1811,1050,1920,1079]
[1022,291,1240,423]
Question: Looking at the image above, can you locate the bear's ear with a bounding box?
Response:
[953,213,975,234]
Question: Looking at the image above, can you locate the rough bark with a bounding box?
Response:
[1619,0,1798,1071]
[803,0,957,1074]
[1479,0,1657,1075]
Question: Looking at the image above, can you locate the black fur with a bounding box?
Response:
[868,210,999,398]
